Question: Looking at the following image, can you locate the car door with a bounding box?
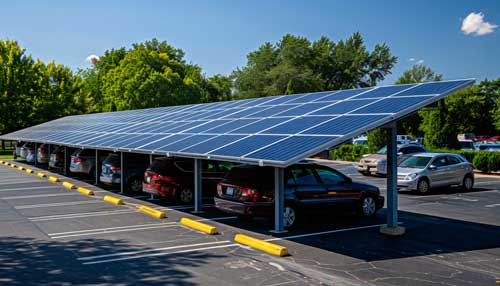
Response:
[315,166,361,206]
[286,166,327,213]
[428,156,451,187]
[445,155,465,185]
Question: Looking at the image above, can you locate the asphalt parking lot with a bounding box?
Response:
[1,160,499,286]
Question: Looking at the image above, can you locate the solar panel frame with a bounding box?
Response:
[0,79,475,167]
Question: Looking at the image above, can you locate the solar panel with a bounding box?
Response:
[0,79,474,167]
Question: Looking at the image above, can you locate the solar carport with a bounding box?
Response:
[0,79,474,235]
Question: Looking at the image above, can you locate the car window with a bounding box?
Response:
[432,156,447,167]
[288,167,319,185]
[398,147,409,154]
[315,167,345,185]
[446,156,461,165]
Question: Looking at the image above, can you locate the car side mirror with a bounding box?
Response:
[428,165,437,170]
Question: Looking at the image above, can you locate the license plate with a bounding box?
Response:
[226,187,234,196]
[146,177,151,183]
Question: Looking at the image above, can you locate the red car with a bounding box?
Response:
[142,158,234,204]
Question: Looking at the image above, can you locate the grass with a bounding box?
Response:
[0,150,14,160]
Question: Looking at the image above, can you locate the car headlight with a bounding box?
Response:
[405,173,418,180]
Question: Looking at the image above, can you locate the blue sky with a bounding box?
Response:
[1,0,498,84]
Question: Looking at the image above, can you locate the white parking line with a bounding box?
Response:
[49,222,177,236]
[82,243,240,265]
[29,209,134,221]
[475,180,500,185]
[15,200,101,209]
[485,203,500,208]
[51,224,180,239]
[0,186,55,192]
[2,193,79,200]
[266,223,386,242]
[0,180,43,185]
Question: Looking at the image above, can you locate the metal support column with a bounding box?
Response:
[380,122,405,236]
[47,145,51,169]
[63,146,67,175]
[120,152,124,194]
[149,154,153,165]
[147,154,157,200]
[34,142,38,167]
[192,158,203,213]
[94,150,99,185]
[271,167,286,233]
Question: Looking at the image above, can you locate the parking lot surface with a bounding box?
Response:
[1,160,499,285]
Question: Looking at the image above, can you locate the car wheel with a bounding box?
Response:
[417,178,430,195]
[177,187,194,204]
[359,171,369,176]
[283,205,298,229]
[128,178,143,193]
[462,175,474,192]
[359,196,377,217]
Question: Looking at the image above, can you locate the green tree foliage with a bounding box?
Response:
[420,79,500,148]
[367,128,387,153]
[232,33,397,98]
[395,64,442,136]
[0,40,83,135]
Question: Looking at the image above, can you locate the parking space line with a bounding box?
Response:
[51,224,181,239]
[266,223,386,242]
[0,179,43,185]
[29,209,135,221]
[49,222,177,236]
[485,203,500,208]
[475,180,500,185]
[0,186,55,192]
[79,240,231,261]
[15,200,101,209]
[2,193,79,200]
[81,243,240,265]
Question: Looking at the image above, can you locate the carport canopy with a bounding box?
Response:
[0,79,475,233]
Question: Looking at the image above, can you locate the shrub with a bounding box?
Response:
[473,153,490,173]
[330,144,369,162]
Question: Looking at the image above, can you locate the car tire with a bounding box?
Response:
[177,187,194,204]
[128,177,143,193]
[462,175,474,192]
[283,205,299,229]
[359,171,370,176]
[357,196,377,217]
[417,178,430,195]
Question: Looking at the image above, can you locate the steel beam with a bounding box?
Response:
[34,142,38,167]
[120,152,124,194]
[192,158,203,213]
[380,122,405,236]
[272,167,286,233]
[47,144,51,169]
[94,150,99,185]
[63,146,67,175]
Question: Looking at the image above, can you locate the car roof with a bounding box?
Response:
[397,143,425,148]
[408,152,459,157]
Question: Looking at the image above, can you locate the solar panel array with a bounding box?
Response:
[0,79,474,166]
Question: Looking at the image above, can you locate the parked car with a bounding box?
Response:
[397,135,415,144]
[143,158,234,204]
[357,144,427,176]
[477,144,500,152]
[49,146,64,169]
[37,144,50,164]
[70,149,97,177]
[25,146,37,163]
[20,142,35,159]
[459,140,475,151]
[353,136,368,145]
[397,153,474,195]
[100,153,149,192]
[13,141,26,159]
[214,162,384,229]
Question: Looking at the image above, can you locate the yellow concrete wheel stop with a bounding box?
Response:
[180,218,218,234]
[48,176,60,183]
[103,195,123,205]
[10,164,17,168]
[62,181,76,189]
[234,234,289,257]
[37,172,46,178]
[26,169,34,174]
[77,187,94,196]
[18,166,25,171]
[138,205,166,219]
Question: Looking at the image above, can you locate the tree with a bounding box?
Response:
[232,33,397,98]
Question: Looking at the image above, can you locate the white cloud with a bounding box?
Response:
[85,54,100,64]
[461,12,497,36]
[416,59,424,64]
[408,58,415,62]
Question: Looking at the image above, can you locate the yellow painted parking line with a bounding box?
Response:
[37,172,46,178]
[138,205,166,219]
[103,195,124,205]
[234,234,288,257]
[48,176,60,183]
[62,181,76,189]
[180,217,217,234]
[77,187,94,196]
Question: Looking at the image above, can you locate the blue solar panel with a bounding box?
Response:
[0,79,474,166]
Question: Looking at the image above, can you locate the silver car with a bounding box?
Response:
[357,144,427,176]
[70,149,96,177]
[397,153,474,194]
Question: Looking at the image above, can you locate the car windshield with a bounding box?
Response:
[376,146,387,154]
[399,156,432,169]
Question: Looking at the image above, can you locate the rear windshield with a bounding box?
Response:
[225,166,274,187]
[103,154,120,165]
[150,159,182,175]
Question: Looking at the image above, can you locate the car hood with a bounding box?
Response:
[397,167,423,175]
[361,154,386,162]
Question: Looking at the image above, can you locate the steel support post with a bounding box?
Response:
[47,145,51,169]
[120,152,124,194]
[63,146,67,175]
[380,122,405,236]
[94,150,99,185]
[271,167,286,233]
[34,142,38,167]
[192,158,203,213]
